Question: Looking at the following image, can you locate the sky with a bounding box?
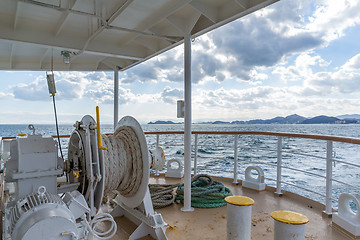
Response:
[1,0,360,124]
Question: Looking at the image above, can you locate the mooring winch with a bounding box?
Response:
[1,111,167,240]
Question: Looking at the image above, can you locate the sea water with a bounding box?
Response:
[1,123,360,209]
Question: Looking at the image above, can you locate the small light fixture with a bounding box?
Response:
[61,50,71,64]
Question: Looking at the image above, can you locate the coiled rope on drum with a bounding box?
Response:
[149,183,180,209]
[100,126,143,198]
[175,174,233,208]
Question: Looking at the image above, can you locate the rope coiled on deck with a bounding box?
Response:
[101,126,143,197]
[175,174,233,208]
[149,183,180,209]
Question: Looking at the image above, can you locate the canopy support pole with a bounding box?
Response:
[114,68,119,129]
[181,33,194,212]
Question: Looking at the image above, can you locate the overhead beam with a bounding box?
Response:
[9,43,14,69]
[134,38,159,52]
[13,1,21,30]
[106,25,180,43]
[107,0,134,24]
[18,0,104,20]
[167,11,201,34]
[54,0,78,37]
[189,0,218,23]
[119,0,192,46]
[95,56,107,70]
[0,24,145,61]
[101,59,117,69]
[39,47,50,68]
[235,0,249,9]
[0,59,113,71]
[76,0,135,56]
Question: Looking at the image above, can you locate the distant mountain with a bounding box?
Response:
[212,121,230,124]
[284,114,308,124]
[337,114,360,120]
[246,114,307,124]
[301,115,339,124]
[247,119,266,124]
[231,120,245,124]
[148,120,178,124]
[149,114,359,125]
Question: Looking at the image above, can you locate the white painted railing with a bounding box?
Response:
[3,131,360,213]
[144,131,360,214]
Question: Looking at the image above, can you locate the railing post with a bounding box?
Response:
[275,136,283,195]
[113,68,119,130]
[233,134,238,184]
[156,134,159,147]
[194,134,198,175]
[324,140,333,216]
[182,33,193,212]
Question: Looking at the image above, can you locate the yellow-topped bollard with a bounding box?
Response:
[225,196,255,240]
[271,210,309,240]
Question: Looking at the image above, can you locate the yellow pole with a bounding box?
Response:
[96,106,107,150]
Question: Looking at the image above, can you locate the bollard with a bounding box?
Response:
[225,196,254,240]
[242,166,265,191]
[333,193,360,237]
[271,210,309,240]
[165,159,184,178]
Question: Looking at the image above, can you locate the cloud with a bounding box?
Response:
[10,72,119,102]
[0,91,13,99]
[11,74,86,101]
[190,85,360,120]
[161,87,184,104]
[301,53,360,94]
[307,0,360,42]
[9,72,185,106]
[12,78,49,101]
[85,86,136,104]
[271,51,360,96]
[110,0,360,85]
[123,50,184,83]
[342,54,360,71]
[195,87,276,110]
[273,52,330,83]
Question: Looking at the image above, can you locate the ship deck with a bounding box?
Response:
[106,174,351,240]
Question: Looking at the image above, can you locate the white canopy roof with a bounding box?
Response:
[0,0,278,71]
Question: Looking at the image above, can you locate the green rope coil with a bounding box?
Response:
[175,174,233,208]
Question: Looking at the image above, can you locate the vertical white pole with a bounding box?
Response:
[156,135,160,147]
[194,134,198,175]
[233,134,238,183]
[114,68,119,130]
[325,140,333,215]
[182,33,194,212]
[275,136,282,195]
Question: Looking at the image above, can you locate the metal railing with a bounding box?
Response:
[144,131,360,215]
[3,131,360,214]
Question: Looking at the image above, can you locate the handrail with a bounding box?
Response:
[3,130,360,145]
[145,130,360,213]
[1,134,71,140]
[144,131,360,145]
[2,129,360,212]
[1,133,113,140]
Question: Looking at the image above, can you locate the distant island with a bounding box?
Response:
[148,120,182,124]
[147,114,360,124]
